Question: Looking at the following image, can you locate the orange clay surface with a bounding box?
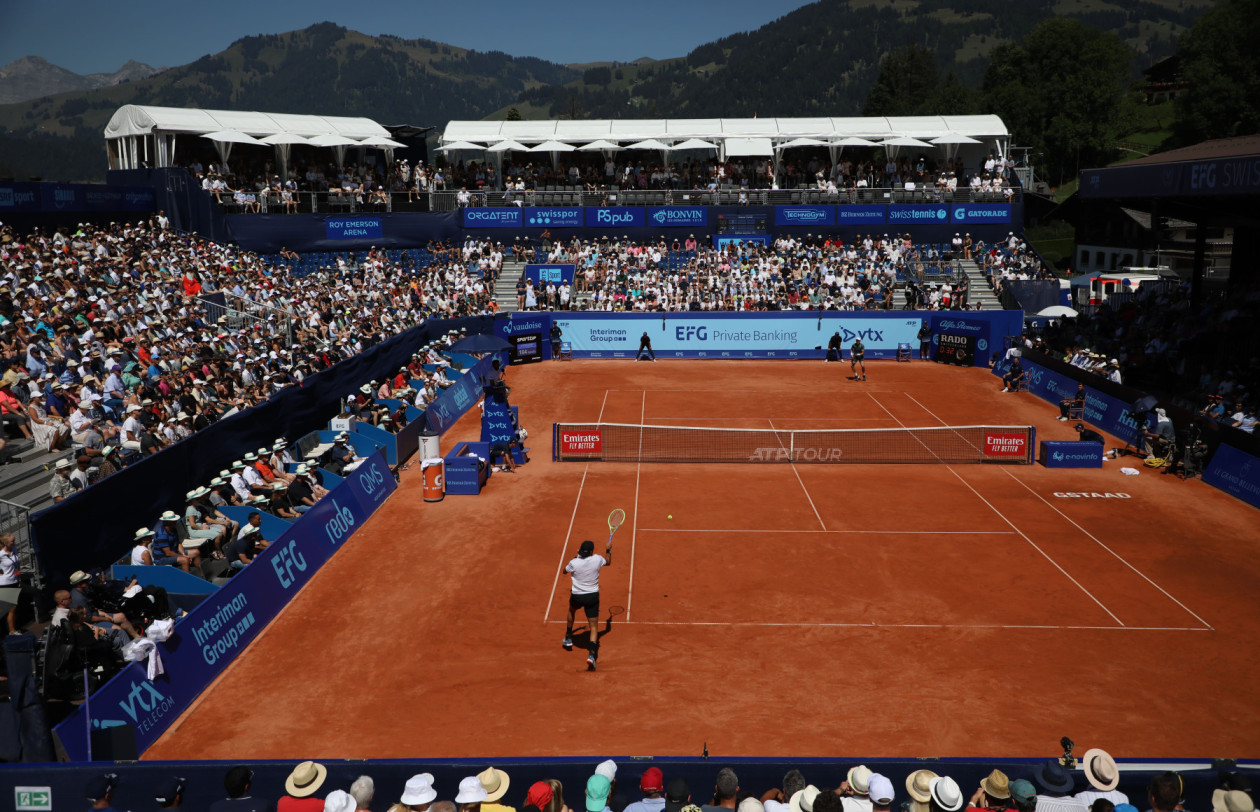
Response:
[147,360,1260,760]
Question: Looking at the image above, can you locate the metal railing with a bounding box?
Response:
[0,497,40,589]
[198,292,297,345]
[427,186,1020,211]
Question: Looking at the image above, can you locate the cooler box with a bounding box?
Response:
[1040,440,1103,468]
[421,457,445,501]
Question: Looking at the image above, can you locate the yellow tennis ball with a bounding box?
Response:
[667,514,673,519]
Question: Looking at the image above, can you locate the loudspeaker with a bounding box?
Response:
[90,722,138,761]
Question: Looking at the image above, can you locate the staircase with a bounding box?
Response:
[494,261,525,313]
[958,259,1005,310]
[0,438,76,514]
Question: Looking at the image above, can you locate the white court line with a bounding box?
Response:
[543,389,609,623]
[768,417,827,531]
[903,392,1214,631]
[868,392,1126,627]
[542,619,1208,632]
[646,417,895,421]
[639,528,1015,535]
[998,468,1216,631]
[626,390,645,621]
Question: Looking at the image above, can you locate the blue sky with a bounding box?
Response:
[0,0,816,74]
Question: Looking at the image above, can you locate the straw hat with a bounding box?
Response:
[1082,749,1119,792]
[284,761,327,798]
[906,770,938,804]
[478,767,510,803]
[981,770,1011,800]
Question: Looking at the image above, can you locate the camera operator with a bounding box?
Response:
[1140,408,1175,459]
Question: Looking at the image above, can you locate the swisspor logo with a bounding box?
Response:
[561,430,602,454]
[984,433,1027,457]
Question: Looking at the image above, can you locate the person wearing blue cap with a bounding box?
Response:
[1033,760,1087,812]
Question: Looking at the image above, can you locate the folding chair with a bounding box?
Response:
[896,342,912,362]
[558,341,573,361]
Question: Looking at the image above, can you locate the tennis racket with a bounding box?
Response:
[606,508,626,546]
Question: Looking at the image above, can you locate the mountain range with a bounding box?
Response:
[0,0,1219,182]
[0,56,161,105]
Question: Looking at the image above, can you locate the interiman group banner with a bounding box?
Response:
[53,450,396,762]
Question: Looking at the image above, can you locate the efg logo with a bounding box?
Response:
[675,326,708,341]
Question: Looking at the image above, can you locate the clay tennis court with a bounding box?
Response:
[147,360,1260,760]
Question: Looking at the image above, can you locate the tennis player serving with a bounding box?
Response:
[563,508,624,671]
[850,337,866,381]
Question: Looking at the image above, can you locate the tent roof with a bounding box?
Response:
[104,104,390,141]
[442,115,1008,148]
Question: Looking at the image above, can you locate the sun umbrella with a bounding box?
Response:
[307,134,364,148]
[201,130,265,146]
[1036,305,1079,318]
[671,138,719,151]
[486,140,529,152]
[831,137,880,147]
[359,136,408,149]
[777,137,831,149]
[528,140,577,153]
[437,140,485,152]
[623,139,671,151]
[577,139,623,151]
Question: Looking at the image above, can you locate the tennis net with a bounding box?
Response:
[552,422,1035,464]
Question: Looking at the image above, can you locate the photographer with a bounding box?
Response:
[1140,408,1175,459]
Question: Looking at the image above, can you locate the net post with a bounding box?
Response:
[790,430,795,461]
[1027,425,1036,465]
[552,422,559,462]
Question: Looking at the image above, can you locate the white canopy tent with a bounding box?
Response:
[104,104,391,172]
[441,115,1009,162]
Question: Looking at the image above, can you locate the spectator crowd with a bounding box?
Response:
[511,233,977,313]
[1033,275,1260,430]
[75,752,1257,812]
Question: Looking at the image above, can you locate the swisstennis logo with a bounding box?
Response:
[984,433,1027,457]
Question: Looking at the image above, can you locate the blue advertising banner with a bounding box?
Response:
[325,217,383,240]
[424,352,505,434]
[462,207,522,228]
[552,313,927,359]
[888,204,950,225]
[714,235,771,249]
[951,203,1011,224]
[1081,156,1260,199]
[0,183,41,211]
[481,400,516,448]
[524,207,583,228]
[647,206,707,228]
[524,263,576,286]
[775,205,835,227]
[835,204,888,225]
[584,206,645,228]
[496,312,555,360]
[1040,440,1103,468]
[52,450,396,762]
[929,312,1024,368]
[40,183,83,212]
[1202,443,1260,510]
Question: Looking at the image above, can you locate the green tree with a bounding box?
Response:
[982,18,1130,185]
[505,107,522,121]
[1170,0,1260,145]
[862,45,940,116]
